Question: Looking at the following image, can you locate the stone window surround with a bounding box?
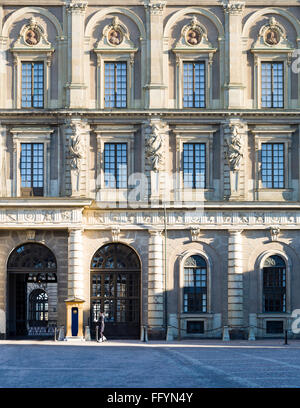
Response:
[178,249,212,317]
[256,249,291,315]
[94,125,137,202]
[172,50,216,110]
[94,50,137,110]
[11,127,54,197]
[11,52,53,110]
[252,51,292,110]
[173,126,216,201]
[252,126,295,198]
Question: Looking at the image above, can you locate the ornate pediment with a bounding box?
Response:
[173,17,216,53]
[94,17,137,53]
[11,17,53,53]
[251,17,294,52]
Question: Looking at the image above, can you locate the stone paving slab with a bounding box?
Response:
[0,340,300,388]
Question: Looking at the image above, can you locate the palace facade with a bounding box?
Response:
[1,0,300,340]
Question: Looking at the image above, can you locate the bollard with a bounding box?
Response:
[54,327,57,342]
[143,325,148,342]
[248,326,256,341]
[58,326,65,341]
[96,325,99,342]
[222,326,230,341]
[284,329,288,345]
[166,326,174,341]
[85,326,91,342]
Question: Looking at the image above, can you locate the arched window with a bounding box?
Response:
[183,255,207,313]
[29,289,48,324]
[263,255,286,312]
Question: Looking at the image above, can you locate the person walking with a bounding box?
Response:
[97,312,106,342]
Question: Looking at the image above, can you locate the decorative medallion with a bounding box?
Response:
[107,28,123,46]
[24,27,40,46]
[264,28,280,46]
[186,28,202,46]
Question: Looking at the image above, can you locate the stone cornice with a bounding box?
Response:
[0,1,299,5]
[0,198,92,207]
[0,110,300,122]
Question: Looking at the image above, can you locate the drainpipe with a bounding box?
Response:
[164,204,168,337]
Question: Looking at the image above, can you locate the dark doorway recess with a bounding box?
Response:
[90,243,141,339]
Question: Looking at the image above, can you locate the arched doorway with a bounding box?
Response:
[90,243,141,339]
[7,243,57,337]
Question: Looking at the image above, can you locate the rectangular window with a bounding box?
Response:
[183,62,205,108]
[104,62,127,108]
[21,62,44,108]
[20,143,44,196]
[104,143,127,188]
[261,143,284,188]
[183,143,206,189]
[261,62,284,108]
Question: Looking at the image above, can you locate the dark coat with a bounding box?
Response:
[98,314,105,333]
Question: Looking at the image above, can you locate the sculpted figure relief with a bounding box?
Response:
[69,123,85,173]
[225,125,244,172]
[145,124,164,172]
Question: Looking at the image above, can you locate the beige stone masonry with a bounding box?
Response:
[227,229,244,328]
[147,229,164,329]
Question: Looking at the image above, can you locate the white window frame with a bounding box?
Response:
[173,125,217,202]
[94,125,137,203]
[173,51,215,109]
[252,126,295,200]
[11,127,54,197]
[252,52,292,110]
[10,20,54,110]
[177,250,214,337]
[95,53,136,109]
[255,250,291,337]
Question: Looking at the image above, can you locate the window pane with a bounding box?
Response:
[20,143,44,195]
[261,62,284,108]
[104,62,127,108]
[261,143,284,188]
[263,256,286,312]
[183,62,205,108]
[183,256,207,313]
[21,62,44,108]
[104,143,127,188]
[183,143,206,189]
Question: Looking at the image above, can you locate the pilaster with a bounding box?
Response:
[65,0,88,108]
[227,229,244,330]
[144,1,167,108]
[223,1,245,108]
[147,229,165,338]
[68,228,84,299]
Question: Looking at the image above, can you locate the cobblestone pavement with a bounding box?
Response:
[0,339,300,388]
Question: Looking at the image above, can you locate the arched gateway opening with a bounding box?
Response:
[7,243,57,338]
[90,243,141,339]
